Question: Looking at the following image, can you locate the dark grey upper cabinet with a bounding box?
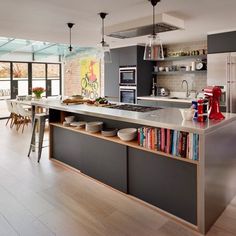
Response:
[208,31,236,54]
[104,48,120,101]
[104,45,154,99]
[136,46,153,96]
[119,46,137,66]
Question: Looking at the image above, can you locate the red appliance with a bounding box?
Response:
[204,86,225,120]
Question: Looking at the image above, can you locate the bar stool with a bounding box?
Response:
[28,113,49,162]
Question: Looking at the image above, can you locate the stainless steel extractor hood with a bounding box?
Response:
[105,13,184,39]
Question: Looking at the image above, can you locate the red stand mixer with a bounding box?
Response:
[203,86,225,120]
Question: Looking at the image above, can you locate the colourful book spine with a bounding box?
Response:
[154,128,158,151]
[166,129,170,154]
[161,128,165,152]
[172,130,177,156]
[138,128,140,146]
[143,127,146,148]
[139,128,143,147]
[186,133,190,159]
[176,131,181,157]
[147,127,152,149]
[169,130,174,154]
[151,128,155,150]
[181,132,188,158]
[157,128,161,151]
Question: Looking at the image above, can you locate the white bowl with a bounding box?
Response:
[117,128,137,141]
[180,109,194,121]
[86,121,103,133]
[64,116,75,123]
[158,67,165,72]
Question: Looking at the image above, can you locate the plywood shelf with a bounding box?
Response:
[157,55,207,62]
[50,123,199,165]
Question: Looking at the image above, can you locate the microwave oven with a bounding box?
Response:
[119,67,137,86]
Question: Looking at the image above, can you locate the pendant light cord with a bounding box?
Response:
[102,18,105,46]
[69,28,72,50]
[152,4,155,36]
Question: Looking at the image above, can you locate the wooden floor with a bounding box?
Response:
[0,120,236,236]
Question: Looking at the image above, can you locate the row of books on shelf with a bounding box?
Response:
[137,127,199,161]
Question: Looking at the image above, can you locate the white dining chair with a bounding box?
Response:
[16,103,32,133]
[5,100,15,128]
[11,101,20,130]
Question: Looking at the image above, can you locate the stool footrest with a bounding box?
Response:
[28,114,49,162]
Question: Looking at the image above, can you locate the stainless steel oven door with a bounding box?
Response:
[119,67,137,85]
[119,86,136,104]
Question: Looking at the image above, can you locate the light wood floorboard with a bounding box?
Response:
[0,120,236,236]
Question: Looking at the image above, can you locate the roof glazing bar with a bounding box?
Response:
[33,43,57,54]
[0,38,15,48]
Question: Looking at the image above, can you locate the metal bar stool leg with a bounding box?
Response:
[28,118,37,157]
[38,117,46,163]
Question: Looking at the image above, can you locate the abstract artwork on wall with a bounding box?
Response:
[80,57,100,99]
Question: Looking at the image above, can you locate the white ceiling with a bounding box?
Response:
[1,0,236,48]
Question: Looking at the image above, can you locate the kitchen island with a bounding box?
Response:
[32,100,236,235]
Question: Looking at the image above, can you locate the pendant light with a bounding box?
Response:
[143,0,164,61]
[98,12,112,63]
[67,22,75,52]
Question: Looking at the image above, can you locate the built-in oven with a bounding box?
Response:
[119,86,137,104]
[119,67,137,86]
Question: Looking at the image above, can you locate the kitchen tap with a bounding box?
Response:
[181,80,190,98]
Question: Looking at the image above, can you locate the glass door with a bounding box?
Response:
[0,61,62,118]
[32,63,46,97]
[12,62,29,98]
[0,62,11,118]
[47,63,61,96]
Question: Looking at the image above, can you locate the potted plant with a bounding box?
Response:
[32,87,45,99]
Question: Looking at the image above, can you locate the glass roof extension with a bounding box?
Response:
[0,37,93,59]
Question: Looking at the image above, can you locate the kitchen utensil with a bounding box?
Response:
[203,86,225,120]
[179,109,194,121]
[160,87,170,96]
[64,116,75,123]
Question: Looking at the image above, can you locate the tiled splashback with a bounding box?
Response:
[157,74,207,92]
[155,41,207,93]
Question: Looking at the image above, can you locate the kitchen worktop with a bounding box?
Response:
[32,99,236,134]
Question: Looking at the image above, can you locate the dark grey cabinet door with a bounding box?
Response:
[119,46,137,66]
[104,48,120,101]
[52,126,128,193]
[128,147,197,225]
[208,31,236,54]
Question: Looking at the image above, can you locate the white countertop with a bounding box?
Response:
[31,99,236,134]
